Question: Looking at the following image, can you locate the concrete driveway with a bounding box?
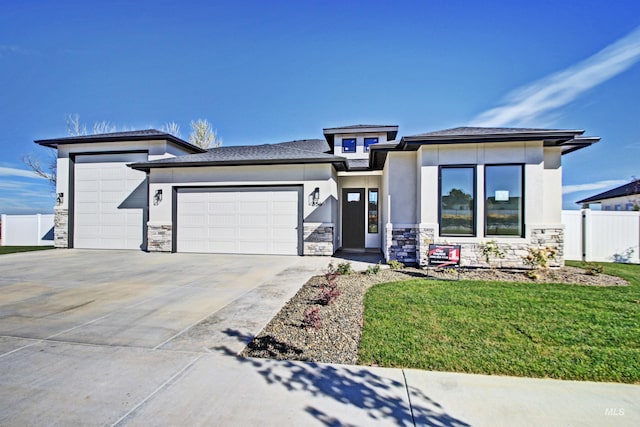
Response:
[0,249,329,425]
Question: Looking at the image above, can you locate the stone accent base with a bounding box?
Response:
[148,224,172,252]
[303,223,334,256]
[54,209,68,248]
[386,223,565,268]
[388,226,418,265]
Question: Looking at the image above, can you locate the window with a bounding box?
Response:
[439,166,475,236]
[342,138,356,153]
[485,165,524,237]
[364,137,378,151]
[368,189,378,233]
[626,203,635,211]
[615,204,622,211]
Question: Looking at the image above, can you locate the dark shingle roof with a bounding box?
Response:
[270,139,331,153]
[346,159,371,170]
[35,129,204,153]
[130,139,347,170]
[577,180,640,204]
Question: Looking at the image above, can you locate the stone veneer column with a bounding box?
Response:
[303,223,334,256]
[416,224,436,267]
[387,225,419,265]
[53,208,68,248]
[147,224,172,252]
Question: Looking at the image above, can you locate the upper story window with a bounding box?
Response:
[439,166,476,236]
[342,138,356,153]
[485,165,524,237]
[364,137,378,151]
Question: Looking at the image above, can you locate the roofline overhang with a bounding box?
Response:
[129,157,348,171]
[35,133,206,154]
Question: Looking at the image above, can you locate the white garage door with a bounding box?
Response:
[74,153,148,250]
[177,187,301,255]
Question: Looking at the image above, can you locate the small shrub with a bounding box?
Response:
[317,285,341,305]
[365,262,382,275]
[336,261,353,275]
[522,246,558,270]
[583,262,604,276]
[302,307,322,329]
[480,239,505,266]
[388,260,404,270]
[525,270,540,280]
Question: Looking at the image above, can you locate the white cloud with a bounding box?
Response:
[471,26,640,127]
[0,166,43,179]
[562,179,627,195]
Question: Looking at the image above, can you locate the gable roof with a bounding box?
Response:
[35,129,205,153]
[130,139,347,171]
[576,179,640,204]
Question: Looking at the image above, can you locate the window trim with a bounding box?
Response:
[438,165,477,237]
[342,138,356,153]
[364,137,378,152]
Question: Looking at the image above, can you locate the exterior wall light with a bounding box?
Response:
[153,189,163,206]
[56,193,64,206]
[309,187,321,207]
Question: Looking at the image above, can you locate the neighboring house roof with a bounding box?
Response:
[369,126,599,169]
[35,129,205,153]
[322,124,399,147]
[576,179,640,204]
[130,139,348,171]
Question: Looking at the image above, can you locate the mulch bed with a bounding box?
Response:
[241,266,627,364]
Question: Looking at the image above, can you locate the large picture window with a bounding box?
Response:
[440,166,475,236]
[485,165,524,236]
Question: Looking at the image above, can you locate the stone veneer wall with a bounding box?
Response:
[387,226,419,265]
[54,208,68,248]
[303,223,334,256]
[386,223,565,268]
[147,224,172,252]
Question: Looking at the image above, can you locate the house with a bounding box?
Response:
[36,125,599,267]
[577,179,640,211]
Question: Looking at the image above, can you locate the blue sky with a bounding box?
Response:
[1,0,639,214]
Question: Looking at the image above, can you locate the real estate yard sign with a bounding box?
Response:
[428,244,461,267]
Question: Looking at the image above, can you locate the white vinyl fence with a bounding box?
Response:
[562,210,640,263]
[0,214,55,246]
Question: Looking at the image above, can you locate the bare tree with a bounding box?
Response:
[21,149,57,188]
[162,121,181,137]
[92,121,116,134]
[66,113,87,136]
[189,118,222,149]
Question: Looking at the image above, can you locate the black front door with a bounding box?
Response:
[342,188,365,249]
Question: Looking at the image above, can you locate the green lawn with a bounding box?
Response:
[0,246,54,255]
[359,262,640,383]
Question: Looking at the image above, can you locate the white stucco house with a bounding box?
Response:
[577,179,640,211]
[36,124,599,267]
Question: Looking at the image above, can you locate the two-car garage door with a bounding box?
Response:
[177,187,301,255]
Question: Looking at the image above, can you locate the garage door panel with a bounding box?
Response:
[74,154,147,250]
[177,187,300,255]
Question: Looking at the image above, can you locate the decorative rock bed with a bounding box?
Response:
[241,266,627,364]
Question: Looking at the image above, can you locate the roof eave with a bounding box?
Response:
[130,157,347,171]
[35,134,206,153]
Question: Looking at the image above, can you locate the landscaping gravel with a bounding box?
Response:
[241,265,627,364]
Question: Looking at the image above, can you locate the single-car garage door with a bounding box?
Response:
[177,187,301,255]
[74,153,148,250]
